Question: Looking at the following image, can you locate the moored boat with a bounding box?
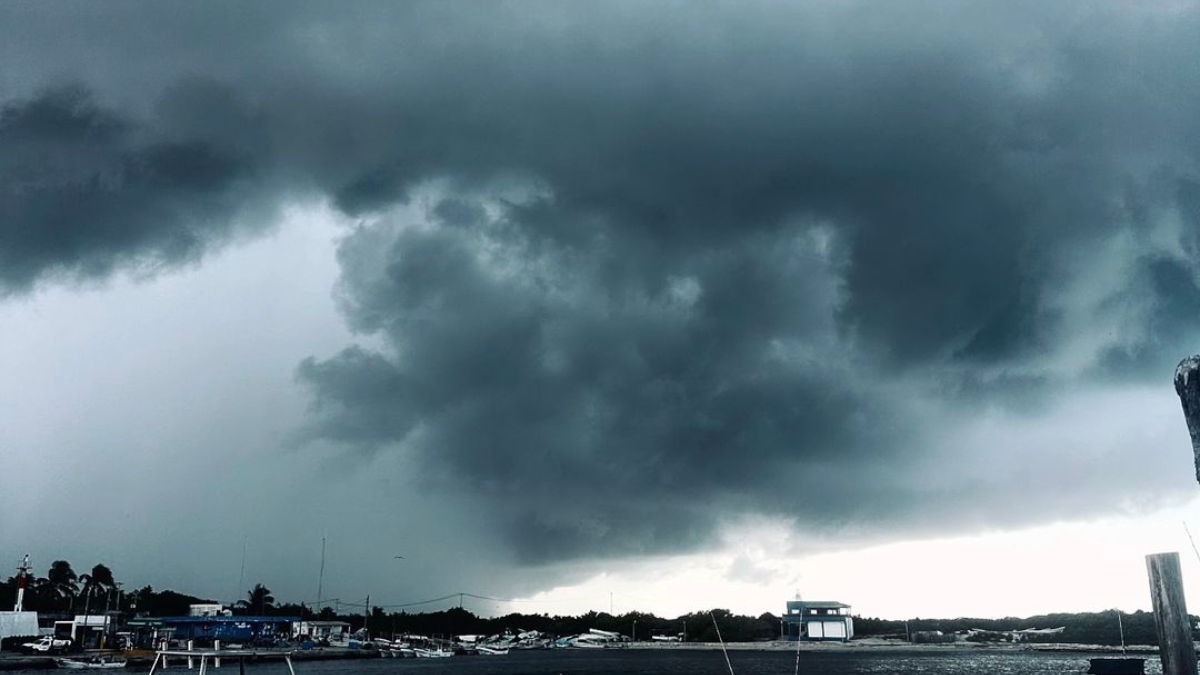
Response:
[477,646,509,655]
[55,657,127,670]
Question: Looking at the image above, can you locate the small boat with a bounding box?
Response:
[55,657,127,670]
[477,646,509,655]
[412,648,453,658]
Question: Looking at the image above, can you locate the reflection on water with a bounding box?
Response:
[1,650,1164,675]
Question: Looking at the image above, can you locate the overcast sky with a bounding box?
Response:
[4,1,1200,620]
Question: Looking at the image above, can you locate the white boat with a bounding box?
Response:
[55,657,127,670]
[477,646,509,655]
[569,637,608,649]
[412,648,453,658]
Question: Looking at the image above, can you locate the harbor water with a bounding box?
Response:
[0,650,1161,675]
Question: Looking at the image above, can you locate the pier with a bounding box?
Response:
[148,650,296,675]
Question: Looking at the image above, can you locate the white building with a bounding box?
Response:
[188,604,232,617]
[0,611,39,651]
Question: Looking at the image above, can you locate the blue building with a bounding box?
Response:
[782,600,854,642]
[158,616,297,644]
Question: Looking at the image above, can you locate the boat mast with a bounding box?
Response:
[316,536,326,613]
[237,536,247,607]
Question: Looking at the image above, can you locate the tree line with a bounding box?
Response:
[2,559,1189,645]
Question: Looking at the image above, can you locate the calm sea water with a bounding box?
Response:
[6,650,1162,675]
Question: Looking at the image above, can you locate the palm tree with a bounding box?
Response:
[79,564,116,615]
[29,576,54,612]
[47,561,78,611]
[237,584,275,615]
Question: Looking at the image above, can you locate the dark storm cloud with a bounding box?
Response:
[7,1,1200,563]
[299,216,882,561]
[0,82,273,293]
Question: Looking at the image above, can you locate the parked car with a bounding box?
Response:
[21,636,72,653]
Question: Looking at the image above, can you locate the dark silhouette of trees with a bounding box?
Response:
[46,560,79,611]
[78,563,117,614]
[237,584,275,615]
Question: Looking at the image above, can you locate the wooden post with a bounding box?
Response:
[1173,356,1200,484]
[1146,552,1197,675]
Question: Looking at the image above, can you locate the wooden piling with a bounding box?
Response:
[1146,552,1197,675]
[1173,356,1200,484]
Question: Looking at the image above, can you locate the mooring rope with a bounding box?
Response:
[794,621,802,675]
[710,612,735,675]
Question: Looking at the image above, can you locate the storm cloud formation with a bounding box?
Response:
[6,2,1200,565]
[0,82,273,293]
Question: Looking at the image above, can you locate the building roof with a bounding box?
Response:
[786,600,851,609]
[159,616,299,623]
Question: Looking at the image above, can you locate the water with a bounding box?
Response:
[3,650,1161,675]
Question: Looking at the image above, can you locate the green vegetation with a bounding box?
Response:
[855,611,1167,646]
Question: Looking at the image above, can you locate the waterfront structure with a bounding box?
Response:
[0,611,40,650]
[782,600,854,642]
[52,615,113,648]
[294,620,351,643]
[157,616,297,643]
[188,604,232,617]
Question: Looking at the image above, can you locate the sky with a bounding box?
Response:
[5,0,1200,621]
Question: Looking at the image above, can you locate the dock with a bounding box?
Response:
[148,650,296,675]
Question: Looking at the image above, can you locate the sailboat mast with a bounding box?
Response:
[317,536,326,612]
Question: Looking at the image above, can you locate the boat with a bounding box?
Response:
[412,647,453,658]
[477,646,509,655]
[55,657,127,670]
[568,636,608,648]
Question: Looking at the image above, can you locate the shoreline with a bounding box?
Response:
[0,640,1163,671]
[624,638,1159,654]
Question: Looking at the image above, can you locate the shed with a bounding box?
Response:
[782,600,854,642]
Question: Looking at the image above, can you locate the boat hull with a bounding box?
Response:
[54,659,127,670]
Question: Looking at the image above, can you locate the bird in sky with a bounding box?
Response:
[393,555,405,559]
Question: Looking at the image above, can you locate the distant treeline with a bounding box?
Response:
[856,611,1170,646]
[0,560,1188,645]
